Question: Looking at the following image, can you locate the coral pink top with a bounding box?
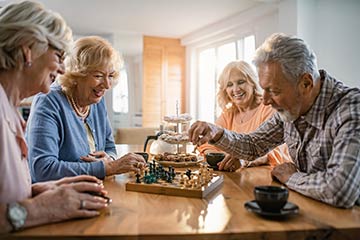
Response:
[198,103,291,166]
[0,84,32,203]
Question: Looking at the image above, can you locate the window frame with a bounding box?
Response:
[112,67,129,114]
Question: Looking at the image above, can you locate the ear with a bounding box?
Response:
[298,73,314,94]
[22,45,32,63]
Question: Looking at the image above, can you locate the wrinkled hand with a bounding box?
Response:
[271,162,298,183]
[80,151,113,163]
[105,153,147,176]
[32,175,102,197]
[242,155,269,168]
[217,153,241,172]
[24,179,109,227]
[188,121,224,146]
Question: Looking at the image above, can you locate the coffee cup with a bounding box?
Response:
[254,185,288,212]
[205,152,225,170]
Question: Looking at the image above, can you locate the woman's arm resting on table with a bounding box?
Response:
[1,177,108,234]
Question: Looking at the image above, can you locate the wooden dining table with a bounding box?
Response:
[10,144,360,240]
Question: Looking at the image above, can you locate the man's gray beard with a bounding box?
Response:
[278,111,297,122]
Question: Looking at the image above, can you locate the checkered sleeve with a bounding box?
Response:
[213,114,285,161]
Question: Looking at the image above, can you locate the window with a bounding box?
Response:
[196,35,256,122]
[198,48,216,121]
[112,68,129,113]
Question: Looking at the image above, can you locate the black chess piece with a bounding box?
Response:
[161,169,167,180]
[186,169,192,179]
[166,173,173,183]
[136,173,141,183]
[170,168,176,178]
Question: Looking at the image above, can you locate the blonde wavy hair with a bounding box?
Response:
[217,60,262,111]
[59,36,123,93]
[0,1,72,70]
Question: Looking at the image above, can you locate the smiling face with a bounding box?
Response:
[225,70,255,110]
[24,46,65,96]
[258,62,303,122]
[73,66,116,107]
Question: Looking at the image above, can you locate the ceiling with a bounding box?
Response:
[1,0,275,55]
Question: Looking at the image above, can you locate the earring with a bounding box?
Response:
[25,61,32,67]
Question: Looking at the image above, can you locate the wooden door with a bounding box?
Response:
[142,36,185,127]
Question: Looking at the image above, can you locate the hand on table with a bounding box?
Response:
[271,162,298,183]
[32,175,103,196]
[25,180,109,227]
[188,121,224,146]
[241,155,269,168]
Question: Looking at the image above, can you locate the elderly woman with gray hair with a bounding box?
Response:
[0,1,109,233]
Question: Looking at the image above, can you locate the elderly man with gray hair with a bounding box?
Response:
[189,33,360,208]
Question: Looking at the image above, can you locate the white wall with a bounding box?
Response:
[280,0,359,87]
[313,0,360,87]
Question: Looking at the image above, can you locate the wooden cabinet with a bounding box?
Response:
[142,36,185,127]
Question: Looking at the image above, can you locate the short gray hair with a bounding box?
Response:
[0,1,72,70]
[253,33,319,83]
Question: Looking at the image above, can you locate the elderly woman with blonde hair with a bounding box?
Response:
[26,35,146,183]
[0,1,109,233]
[198,60,291,171]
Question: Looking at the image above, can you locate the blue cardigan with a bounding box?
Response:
[26,83,117,182]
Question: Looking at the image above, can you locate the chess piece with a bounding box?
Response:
[136,173,141,183]
[186,169,191,179]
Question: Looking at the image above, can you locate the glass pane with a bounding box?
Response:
[217,42,236,75]
[112,69,129,113]
[216,42,236,118]
[237,39,244,60]
[244,35,256,64]
[198,48,216,121]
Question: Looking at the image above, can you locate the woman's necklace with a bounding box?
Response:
[65,92,90,119]
[237,108,256,123]
[238,111,249,123]
[236,101,259,123]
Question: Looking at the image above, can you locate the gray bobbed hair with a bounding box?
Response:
[0,1,72,70]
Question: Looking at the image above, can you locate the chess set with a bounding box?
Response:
[125,161,223,198]
[127,107,223,198]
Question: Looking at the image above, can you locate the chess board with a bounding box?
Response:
[125,166,223,198]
